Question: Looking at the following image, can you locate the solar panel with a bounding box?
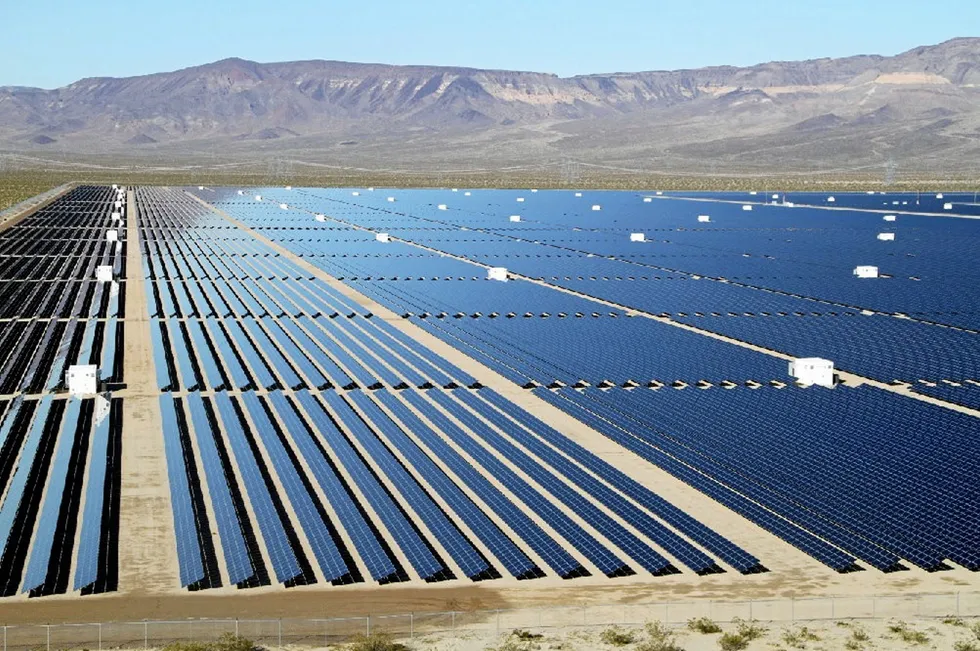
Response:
[211,393,306,585]
[341,391,492,580]
[21,398,82,593]
[239,392,350,583]
[158,395,206,588]
[293,390,448,581]
[73,398,113,592]
[184,394,260,586]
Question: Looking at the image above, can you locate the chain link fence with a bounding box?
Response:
[3,591,978,651]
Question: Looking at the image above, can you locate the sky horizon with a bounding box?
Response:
[0,0,976,88]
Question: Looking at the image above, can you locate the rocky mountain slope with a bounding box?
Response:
[1,38,978,175]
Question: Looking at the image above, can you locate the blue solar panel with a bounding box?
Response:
[204,320,251,390]
[73,399,112,592]
[276,317,355,389]
[452,389,721,574]
[293,390,448,581]
[239,392,350,583]
[158,395,205,588]
[478,388,762,573]
[259,317,329,389]
[302,317,380,388]
[212,393,305,584]
[365,390,539,579]
[266,391,399,583]
[342,391,492,580]
[21,398,82,593]
[185,394,257,586]
[223,320,278,390]
[425,390,656,576]
[99,319,118,383]
[167,319,200,391]
[186,320,226,391]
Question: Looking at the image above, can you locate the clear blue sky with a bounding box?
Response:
[1,0,976,88]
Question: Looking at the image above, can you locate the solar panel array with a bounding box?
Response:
[189,185,980,578]
[8,183,977,599]
[138,186,771,593]
[0,185,125,599]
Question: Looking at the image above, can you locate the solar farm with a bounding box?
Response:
[1,184,979,620]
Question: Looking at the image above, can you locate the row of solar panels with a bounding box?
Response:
[0,280,124,321]
[0,396,122,596]
[243,187,980,333]
[0,316,122,395]
[160,387,763,591]
[244,189,980,384]
[536,385,980,573]
[150,313,473,393]
[142,187,767,592]
[202,187,980,575]
[343,279,787,386]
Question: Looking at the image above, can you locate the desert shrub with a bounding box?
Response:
[954,641,980,651]
[732,619,767,641]
[163,634,258,651]
[636,621,683,651]
[717,632,748,651]
[687,617,722,634]
[600,626,637,646]
[511,629,544,641]
[887,622,928,645]
[346,631,409,651]
[782,626,820,648]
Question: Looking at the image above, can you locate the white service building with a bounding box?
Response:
[789,358,835,388]
[853,265,879,278]
[66,365,98,396]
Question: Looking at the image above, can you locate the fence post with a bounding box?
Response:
[99,623,103,651]
[235,619,239,637]
[365,616,370,636]
[410,613,414,640]
[3,624,6,651]
[749,600,753,621]
[452,611,456,637]
[144,620,148,650]
[46,625,50,651]
[278,619,282,650]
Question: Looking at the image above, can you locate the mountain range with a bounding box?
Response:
[2,38,979,176]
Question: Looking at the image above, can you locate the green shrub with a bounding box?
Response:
[732,619,767,642]
[687,617,722,634]
[346,631,409,651]
[954,641,980,651]
[717,632,748,651]
[851,627,869,642]
[887,622,928,645]
[163,634,257,651]
[945,616,967,627]
[600,627,637,646]
[782,626,820,648]
[511,629,544,641]
[636,621,683,651]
